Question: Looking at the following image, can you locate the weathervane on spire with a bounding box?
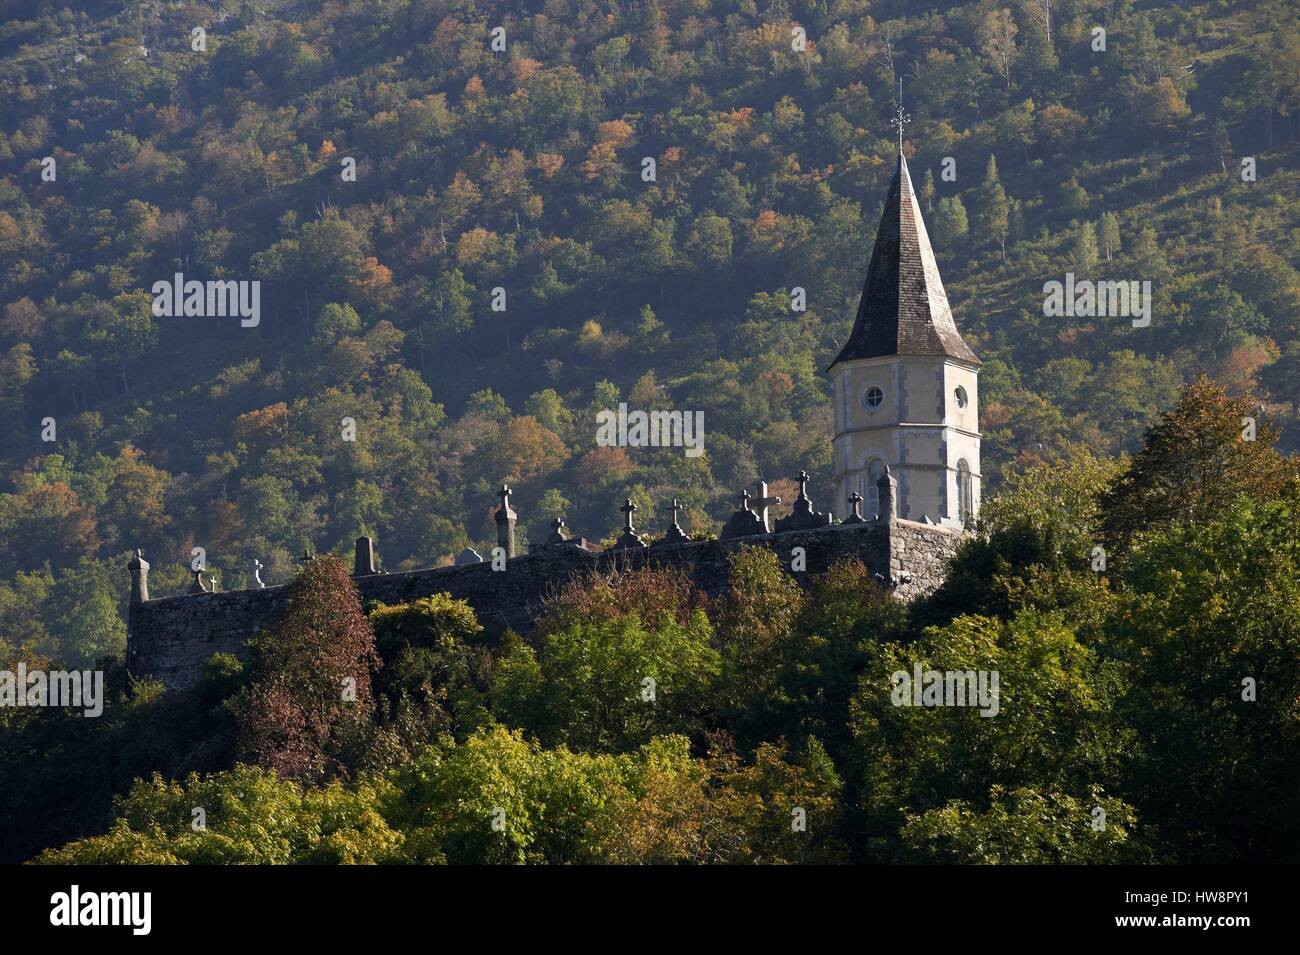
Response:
[890,77,911,152]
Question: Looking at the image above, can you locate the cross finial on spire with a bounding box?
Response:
[890,77,910,152]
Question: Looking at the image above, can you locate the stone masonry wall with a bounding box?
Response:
[127,519,963,691]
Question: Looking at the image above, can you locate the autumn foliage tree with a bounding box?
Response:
[235,556,381,783]
[1100,376,1293,553]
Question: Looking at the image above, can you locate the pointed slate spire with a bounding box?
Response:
[830,154,979,367]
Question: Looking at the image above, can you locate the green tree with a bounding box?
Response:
[45,558,127,666]
[901,785,1145,863]
[493,609,720,753]
[34,765,400,864]
[86,291,158,393]
[933,195,969,248]
[1114,483,1300,862]
[1098,210,1121,261]
[1072,221,1099,274]
[313,302,361,347]
[976,155,1011,262]
[850,610,1133,861]
[714,547,806,709]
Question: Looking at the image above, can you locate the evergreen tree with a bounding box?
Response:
[934,195,970,248]
[1072,221,1099,274]
[976,155,1011,262]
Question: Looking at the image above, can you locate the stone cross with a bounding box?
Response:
[544,516,574,546]
[614,498,647,550]
[845,491,866,523]
[775,469,830,532]
[657,498,691,545]
[251,559,265,590]
[208,574,218,593]
[751,480,782,533]
[495,483,517,558]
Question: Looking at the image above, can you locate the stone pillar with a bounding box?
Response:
[353,536,377,576]
[876,474,897,522]
[127,549,150,604]
[495,484,517,558]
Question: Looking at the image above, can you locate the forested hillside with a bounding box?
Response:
[2,0,1299,867]
[0,0,1294,764]
[10,379,1300,864]
[2,0,1299,695]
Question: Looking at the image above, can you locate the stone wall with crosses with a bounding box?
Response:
[126,479,964,692]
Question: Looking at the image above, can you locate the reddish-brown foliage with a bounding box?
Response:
[236,556,381,783]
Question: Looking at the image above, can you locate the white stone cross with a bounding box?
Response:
[751,480,783,533]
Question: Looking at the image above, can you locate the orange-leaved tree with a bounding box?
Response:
[235,556,380,783]
[1100,376,1293,554]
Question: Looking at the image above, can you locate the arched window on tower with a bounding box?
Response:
[956,459,973,525]
[866,458,887,518]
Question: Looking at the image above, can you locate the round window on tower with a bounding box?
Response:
[954,385,968,409]
[862,385,884,410]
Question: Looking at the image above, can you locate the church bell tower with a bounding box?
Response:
[828,154,981,528]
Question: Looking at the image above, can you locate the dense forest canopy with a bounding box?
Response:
[12,381,1300,864]
[1,0,1298,668]
[0,0,1298,865]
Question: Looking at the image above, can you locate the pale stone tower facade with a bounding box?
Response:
[829,155,981,528]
